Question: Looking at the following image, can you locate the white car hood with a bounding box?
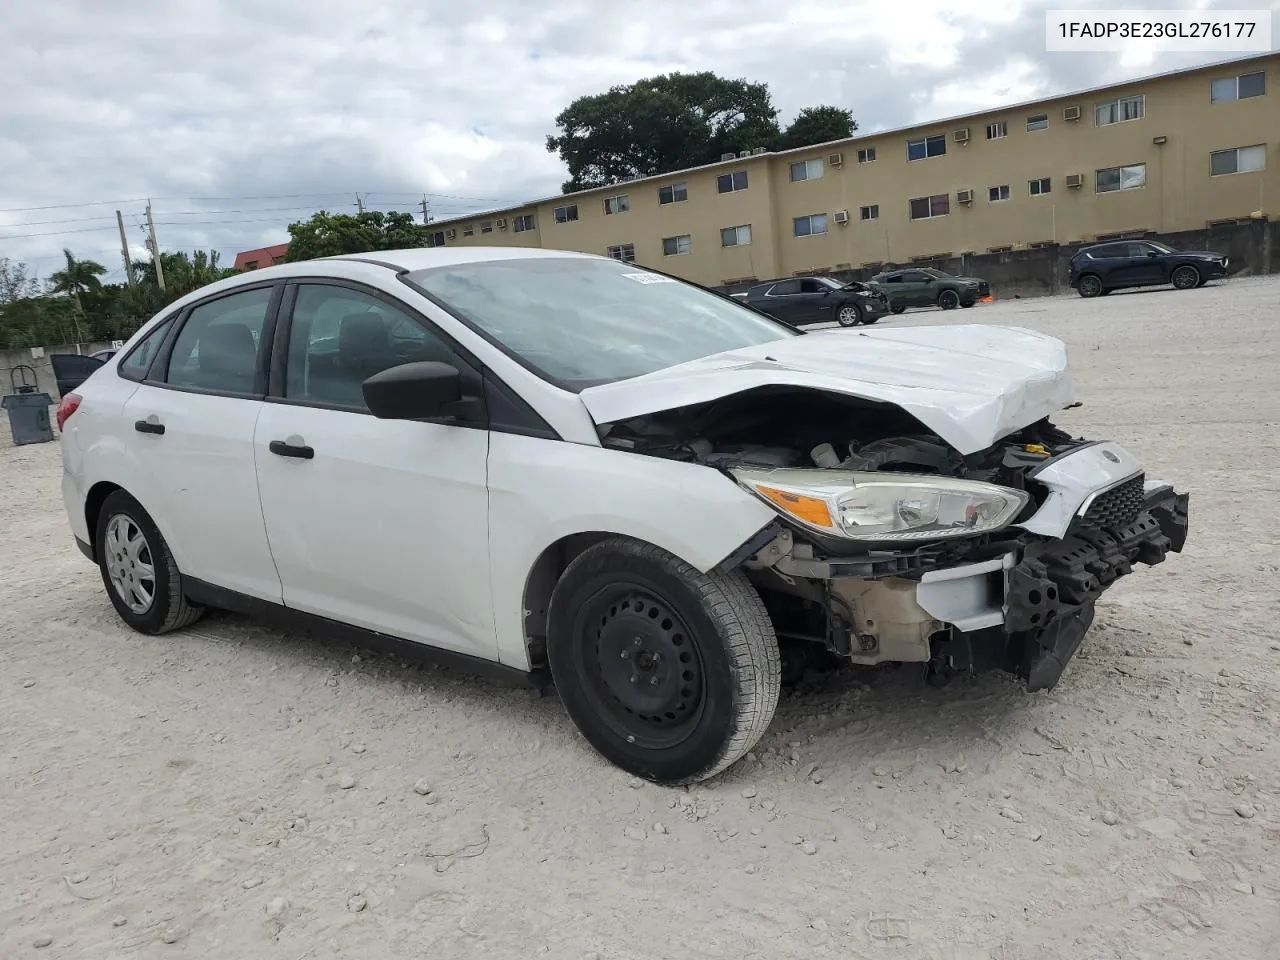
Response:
[579,325,1076,455]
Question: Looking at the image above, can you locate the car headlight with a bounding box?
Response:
[730,467,1029,542]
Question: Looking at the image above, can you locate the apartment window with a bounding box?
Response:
[462,225,475,236]
[790,159,824,182]
[906,135,946,161]
[860,204,879,221]
[553,205,578,223]
[717,170,749,193]
[1096,163,1147,193]
[658,182,688,204]
[1095,94,1145,126]
[512,214,535,232]
[792,214,829,237]
[427,230,446,247]
[1029,177,1051,196]
[720,224,752,247]
[989,185,1010,202]
[661,234,691,256]
[481,221,493,234]
[908,194,949,220]
[604,195,630,215]
[1211,71,1266,102]
[606,243,636,263]
[857,147,876,163]
[986,121,1008,140]
[1210,145,1266,176]
[1026,114,1048,132]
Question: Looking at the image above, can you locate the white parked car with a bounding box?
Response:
[57,248,1190,784]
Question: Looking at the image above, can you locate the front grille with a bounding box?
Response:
[1080,473,1145,528]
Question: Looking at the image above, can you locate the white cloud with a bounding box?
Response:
[1,0,1274,280]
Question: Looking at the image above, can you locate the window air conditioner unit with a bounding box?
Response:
[496,218,507,229]
[720,152,736,161]
[752,146,768,155]
[445,228,457,240]
[833,209,850,224]
[954,127,970,143]
[738,150,752,158]
[956,189,973,204]
[827,152,844,166]
[1063,105,1082,121]
[1065,174,1084,188]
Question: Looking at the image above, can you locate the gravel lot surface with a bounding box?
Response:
[2,277,1278,959]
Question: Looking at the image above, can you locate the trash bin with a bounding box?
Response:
[3,365,54,445]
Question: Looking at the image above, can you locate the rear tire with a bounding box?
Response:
[938,290,959,310]
[1172,265,1200,290]
[95,490,203,635]
[547,536,781,784]
[1077,274,1103,298]
[891,305,906,315]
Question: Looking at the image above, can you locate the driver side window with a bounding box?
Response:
[285,285,453,411]
[798,279,826,293]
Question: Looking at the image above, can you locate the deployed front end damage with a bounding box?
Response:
[597,386,1190,692]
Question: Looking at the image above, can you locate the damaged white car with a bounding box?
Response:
[58,248,1190,785]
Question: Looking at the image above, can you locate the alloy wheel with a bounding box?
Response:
[104,513,156,614]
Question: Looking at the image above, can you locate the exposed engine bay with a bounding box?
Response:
[600,387,1190,692]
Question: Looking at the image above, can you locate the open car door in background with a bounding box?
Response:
[49,353,108,398]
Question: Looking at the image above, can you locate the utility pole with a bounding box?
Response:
[419,195,432,224]
[116,210,134,285]
[145,200,165,292]
[354,193,366,214]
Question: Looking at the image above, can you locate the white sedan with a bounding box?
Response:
[57,247,1190,784]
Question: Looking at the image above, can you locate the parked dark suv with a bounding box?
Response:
[736,275,889,326]
[1068,240,1229,297]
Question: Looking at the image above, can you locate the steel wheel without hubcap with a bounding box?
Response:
[1172,265,1200,290]
[577,586,705,751]
[1077,275,1102,298]
[836,304,862,327]
[104,513,156,614]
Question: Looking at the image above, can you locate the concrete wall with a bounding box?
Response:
[1,341,116,401]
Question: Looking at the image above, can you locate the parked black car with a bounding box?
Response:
[735,275,889,326]
[1068,240,1229,297]
[870,268,990,313]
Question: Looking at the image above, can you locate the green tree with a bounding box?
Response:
[0,257,41,304]
[284,210,430,262]
[546,72,783,192]
[47,248,107,341]
[777,105,857,151]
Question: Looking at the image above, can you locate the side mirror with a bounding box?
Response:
[1147,251,1160,258]
[363,361,470,420]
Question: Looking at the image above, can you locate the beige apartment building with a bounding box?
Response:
[428,52,1279,287]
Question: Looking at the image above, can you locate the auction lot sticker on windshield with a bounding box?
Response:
[622,273,676,283]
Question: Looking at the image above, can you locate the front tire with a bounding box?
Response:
[1172,265,1200,290]
[836,303,862,327]
[890,305,906,315]
[95,490,203,635]
[938,290,959,310]
[547,537,781,784]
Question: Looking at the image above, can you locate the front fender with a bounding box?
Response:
[487,432,777,670]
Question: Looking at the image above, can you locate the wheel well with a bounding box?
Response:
[84,481,124,553]
[521,532,617,669]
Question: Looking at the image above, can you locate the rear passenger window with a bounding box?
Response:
[165,288,273,394]
[285,285,453,411]
[119,316,174,382]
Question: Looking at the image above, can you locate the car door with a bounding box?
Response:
[120,283,284,603]
[1094,243,1142,287]
[794,278,834,324]
[1130,242,1170,284]
[252,280,495,660]
[759,279,802,322]
[877,273,905,307]
[900,271,933,305]
[49,354,106,397]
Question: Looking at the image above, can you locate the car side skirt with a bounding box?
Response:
[181,577,549,690]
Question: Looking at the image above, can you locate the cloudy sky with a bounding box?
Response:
[2,0,1276,282]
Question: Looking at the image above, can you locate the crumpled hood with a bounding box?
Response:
[579,325,1077,455]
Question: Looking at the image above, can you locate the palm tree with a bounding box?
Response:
[48,248,107,342]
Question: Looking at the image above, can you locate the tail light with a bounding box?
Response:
[56,392,82,431]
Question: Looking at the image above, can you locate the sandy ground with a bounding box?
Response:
[2,276,1279,960]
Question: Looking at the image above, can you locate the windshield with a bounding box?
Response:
[816,276,845,290]
[407,257,799,389]
[921,268,950,278]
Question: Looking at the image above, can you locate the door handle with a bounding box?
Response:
[269,440,314,460]
[134,419,165,435]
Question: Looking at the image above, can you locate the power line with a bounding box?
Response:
[0,189,528,215]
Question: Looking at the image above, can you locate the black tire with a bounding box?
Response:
[938,289,959,310]
[95,490,203,635]
[1171,265,1200,290]
[890,305,906,315]
[835,302,862,327]
[547,536,781,784]
[960,300,975,308]
[861,316,879,324]
[1076,274,1103,298]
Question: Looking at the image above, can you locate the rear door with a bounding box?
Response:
[120,283,284,603]
[49,354,106,397]
[899,271,933,305]
[759,279,802,322]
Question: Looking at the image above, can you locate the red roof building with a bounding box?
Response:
[234,243,289,271]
